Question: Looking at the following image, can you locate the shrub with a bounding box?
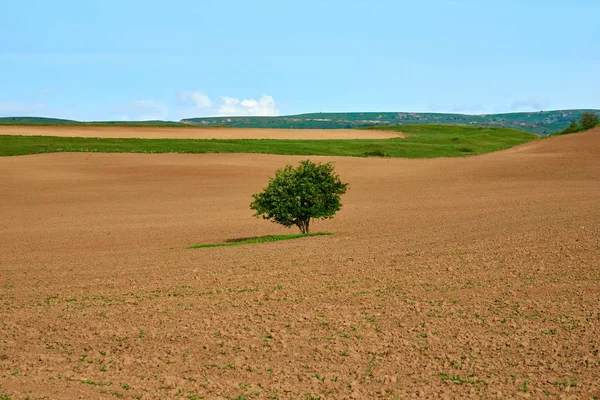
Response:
[250,160,348,234]
[580,112,599,130]
[559,120,582,135]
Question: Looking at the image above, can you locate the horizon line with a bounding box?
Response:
[2,108,599,123]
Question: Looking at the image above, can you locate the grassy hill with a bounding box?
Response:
[0,117,82,125]
[0,125,537,158]
[0,117,184,127]
[182,110,600,135]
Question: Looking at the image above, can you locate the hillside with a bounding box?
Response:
[182,109,600,135]
[2,110,598,134]
[0,117,184,127]
[0,117,81,125]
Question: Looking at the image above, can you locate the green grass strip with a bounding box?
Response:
[188,232,332,248]
[0,125,537,158]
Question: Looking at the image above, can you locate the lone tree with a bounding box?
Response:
[250,160,348,234]
[580,112,599,130]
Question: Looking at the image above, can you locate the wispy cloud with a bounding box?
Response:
[0,101,46,116]
[2,93,280,122]
[217,94,279,116]
[112,99,169,121]
[175,93,280,119]
[510,97,549,111]
[180,91,212,108]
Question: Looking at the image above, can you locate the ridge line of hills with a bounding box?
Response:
[1,109,599,135]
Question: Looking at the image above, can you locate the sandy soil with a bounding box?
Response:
[1,128,599,399]
[0,126,403,140]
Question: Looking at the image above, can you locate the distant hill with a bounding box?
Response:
[85,120,186,127]
[182,110,600,135]
[0,117,185,127]
[3,110,599,134]
[0,117,81,125]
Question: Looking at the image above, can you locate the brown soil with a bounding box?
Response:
[1,129,599,399]
[0,125,403,140]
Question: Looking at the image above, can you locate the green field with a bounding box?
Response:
[0,125,537,158]
[188,233,332,249]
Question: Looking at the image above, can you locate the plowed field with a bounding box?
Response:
[0,126,402,140]
[1,128,599,399]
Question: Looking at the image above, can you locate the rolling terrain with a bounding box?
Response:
[0,128,598,399]
[182,110,599,134]
[2,109,599,134]
[0,117,185,127]
[0,124,536,158]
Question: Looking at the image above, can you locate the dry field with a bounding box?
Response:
[0,126,402,140]
[1,128,599,399]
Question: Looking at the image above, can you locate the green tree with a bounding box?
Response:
[250,160,348,234]
[579,112,599,130]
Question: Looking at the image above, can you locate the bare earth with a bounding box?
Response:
[1,128,599,399]
[0,125,402,140]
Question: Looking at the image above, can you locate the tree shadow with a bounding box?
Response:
[224,236,265,243]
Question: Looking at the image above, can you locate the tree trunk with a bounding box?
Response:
[297,218,310,234]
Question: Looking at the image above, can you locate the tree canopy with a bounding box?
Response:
[250,160,348,234]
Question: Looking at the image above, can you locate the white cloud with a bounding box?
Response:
[510,97,549,111]
[180,91,212,108]
[216,94,279,116]
[112,99,169,121]
[171,92,281,120]
[2,93,280,122]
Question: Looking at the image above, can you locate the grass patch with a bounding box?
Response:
[0,125,537,158]
[188,233,332,249]
[80,379,112,386]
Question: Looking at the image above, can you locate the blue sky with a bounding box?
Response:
[1,0,599,121]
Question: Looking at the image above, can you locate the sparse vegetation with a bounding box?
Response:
[250,160,348,233]
[558,120,583,135]
[555,112,599,135]
[2,121,599,399]
[188,232,331,248]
